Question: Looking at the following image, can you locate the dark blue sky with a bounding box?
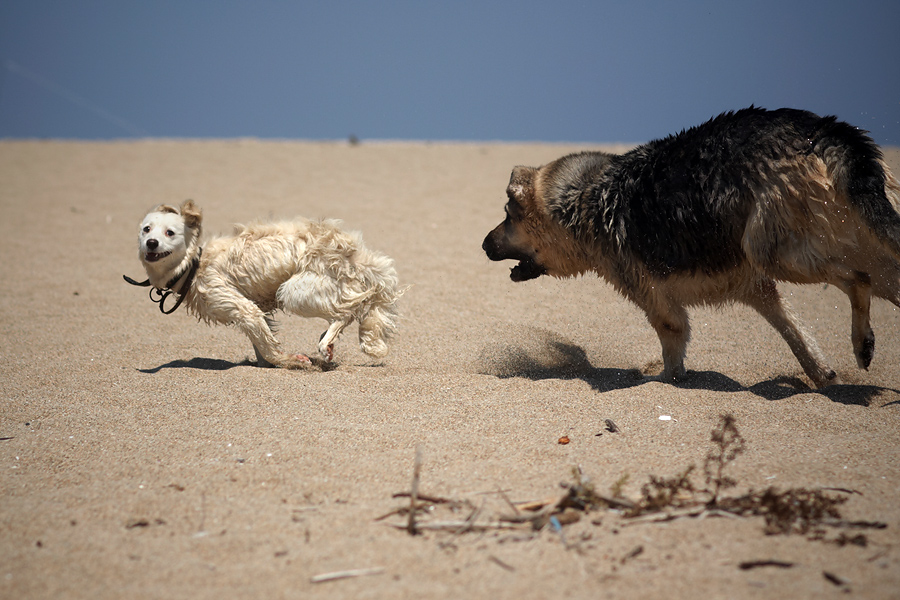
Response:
[1,1,898,144]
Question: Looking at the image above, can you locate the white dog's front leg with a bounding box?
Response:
[247,321,311,369]
[210,293,311,369]
[253,345,277,368]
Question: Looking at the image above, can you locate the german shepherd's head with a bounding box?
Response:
[482,166,547,281]
[483,155,605,281]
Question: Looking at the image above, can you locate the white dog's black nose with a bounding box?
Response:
[146,238,159,250]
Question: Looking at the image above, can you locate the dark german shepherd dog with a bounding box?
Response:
[483,107,900,387]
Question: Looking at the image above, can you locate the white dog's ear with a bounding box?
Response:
[154,204,179,215]
[180,200,202,229]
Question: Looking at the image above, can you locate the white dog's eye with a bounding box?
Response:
[166,229,175,237]
[142,226,150,233]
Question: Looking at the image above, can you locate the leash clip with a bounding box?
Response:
[123,249,200,316]
[149,287,182,314]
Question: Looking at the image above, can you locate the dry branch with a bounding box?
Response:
[310,567,385,583]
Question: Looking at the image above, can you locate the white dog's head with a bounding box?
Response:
[138,200,203,287]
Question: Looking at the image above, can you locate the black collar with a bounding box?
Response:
[123,248,202,315]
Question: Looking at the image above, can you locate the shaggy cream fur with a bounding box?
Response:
[133,200,404,368]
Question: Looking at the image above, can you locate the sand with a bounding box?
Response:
[1,139,898,599]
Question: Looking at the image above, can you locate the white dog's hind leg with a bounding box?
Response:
[277,273,351,360]
[318,318,352,361]
[357,305,394,359]
[741,278,838,387]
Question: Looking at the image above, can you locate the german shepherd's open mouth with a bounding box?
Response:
[509,256,546,282]
[482,231,546,282]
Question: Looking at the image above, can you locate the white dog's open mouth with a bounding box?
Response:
[144,251,171,263]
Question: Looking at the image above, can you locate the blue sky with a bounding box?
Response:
[1,1,898,144]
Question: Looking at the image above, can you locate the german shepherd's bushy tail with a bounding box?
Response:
[820,118,900,274]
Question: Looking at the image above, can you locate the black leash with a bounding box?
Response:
[123,249,202,315]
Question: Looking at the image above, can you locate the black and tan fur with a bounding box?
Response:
[483,107,900,387]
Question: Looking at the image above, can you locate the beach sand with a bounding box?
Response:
[1,139,898,599]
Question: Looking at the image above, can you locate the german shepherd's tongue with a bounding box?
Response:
[510,259,546,282]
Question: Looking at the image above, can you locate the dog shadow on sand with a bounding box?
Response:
[475,327,898,407]
[138,357,255,373]
[139,356,337,373]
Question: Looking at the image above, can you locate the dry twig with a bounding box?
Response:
[407,445,423,536]
[310,567,385,583]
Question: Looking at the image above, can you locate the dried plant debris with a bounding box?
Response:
[384,415,885,548]
[310,567,384,584]
[719,487,848,535]
[739,559,794,570]
[703,413,744,504]
[626,466,697,516]
[125,518,166,529]
[823,570,851,590]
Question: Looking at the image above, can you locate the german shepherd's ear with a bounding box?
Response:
[180,200,203,230]
[507,166,537,203]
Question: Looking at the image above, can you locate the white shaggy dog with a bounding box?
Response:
[126,200,404,368]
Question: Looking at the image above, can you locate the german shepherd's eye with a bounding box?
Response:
[505,199,523,218]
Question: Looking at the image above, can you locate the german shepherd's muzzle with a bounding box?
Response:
[482,207,546,282]
[482,166,551,282]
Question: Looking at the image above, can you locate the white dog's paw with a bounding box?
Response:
[316,338,335,362]
[282,353,313,369]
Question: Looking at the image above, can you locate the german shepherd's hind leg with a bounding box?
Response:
[836,273,875,370]
[741,278,838,387]
[645,302,690,382]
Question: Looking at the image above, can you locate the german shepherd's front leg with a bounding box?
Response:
[645,303,690,382]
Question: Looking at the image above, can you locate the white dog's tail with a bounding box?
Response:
[356,267,408,358]
[299,219,407,357]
